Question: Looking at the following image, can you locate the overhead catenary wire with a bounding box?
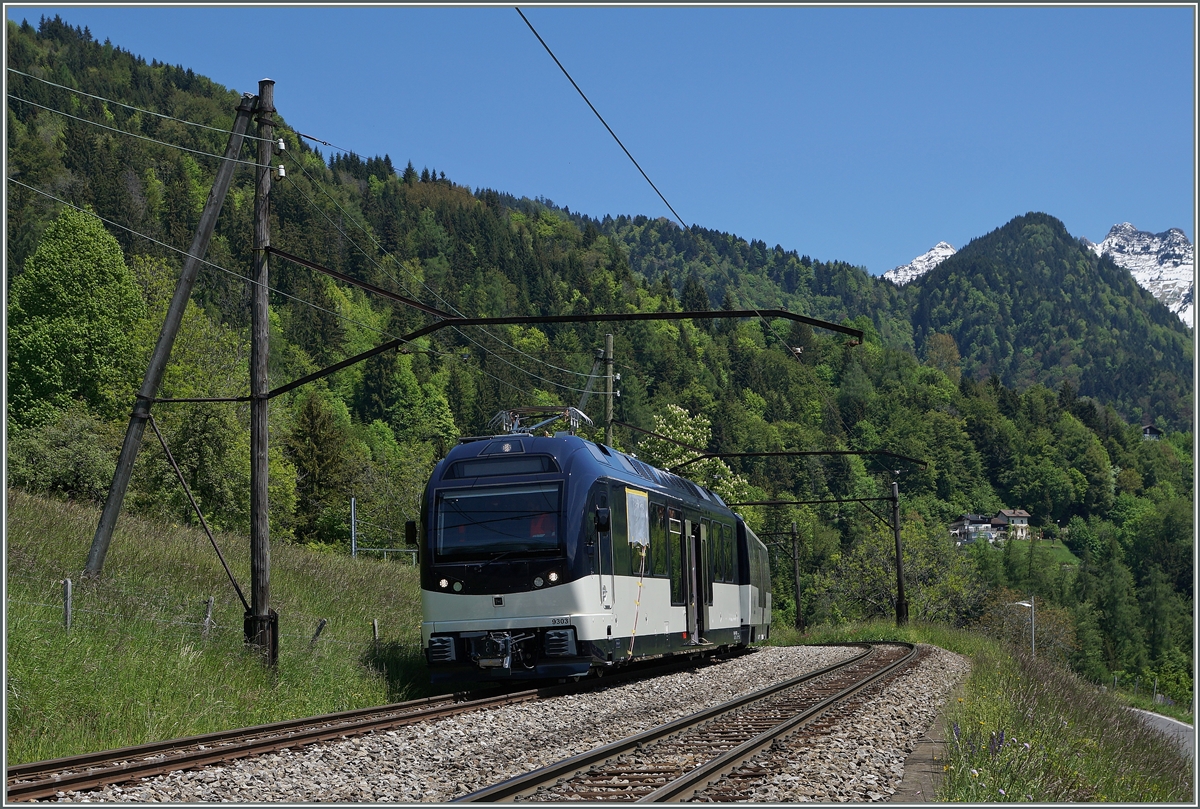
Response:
[513,5,854,440]
[278,147,598,392]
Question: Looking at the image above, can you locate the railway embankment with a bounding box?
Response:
[8,491,1193,802]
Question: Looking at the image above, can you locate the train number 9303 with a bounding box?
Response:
[550,617,571,625]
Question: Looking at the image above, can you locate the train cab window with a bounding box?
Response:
[435,483,561,561]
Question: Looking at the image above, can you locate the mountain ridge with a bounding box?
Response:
[1083,223,1194,328]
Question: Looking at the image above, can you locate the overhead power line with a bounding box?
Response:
[7,179,405,344]
[6,67,276,142]
[6,94,266,168]
[515,6,689,232]
[278,146,597,391]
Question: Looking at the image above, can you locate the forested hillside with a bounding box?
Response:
[907,213,1193,430]
[5,17,1194,703]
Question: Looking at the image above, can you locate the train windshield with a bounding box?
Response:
[434,483,562,561]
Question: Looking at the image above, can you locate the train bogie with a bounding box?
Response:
[418,433,772,682]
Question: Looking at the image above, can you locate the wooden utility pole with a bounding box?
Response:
[85,93,258,578]
[892,481,908,626]
[791,522,804,630]
[605,333,614,445]
[247,78,277,664]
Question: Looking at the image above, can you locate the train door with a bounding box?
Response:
[597,487,613,611]
[683,518,707,642]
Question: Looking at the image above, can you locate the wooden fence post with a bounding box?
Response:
[372,618,379,652]
[203,596,214,639]
[310,618,327,647]
[63,578,72,631]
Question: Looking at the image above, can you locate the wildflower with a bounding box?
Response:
[999,789,1006,796]
[971,769,979,778]
[1023,742,1031,750]
[1026,796,1033,801]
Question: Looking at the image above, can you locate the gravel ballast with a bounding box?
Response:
[48,643,968,803]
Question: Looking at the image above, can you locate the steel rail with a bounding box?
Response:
[6,648,746,802]
[640,642,919,802]
[454,643,880,803]
[6,690,464,782]
[5,690,523,802]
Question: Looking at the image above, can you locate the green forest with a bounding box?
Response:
[5,17,1194,704]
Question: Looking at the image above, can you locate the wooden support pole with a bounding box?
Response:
[604,333,614,446]
[85,94,258,578]
[892,481,908,626]
[248,78,277,665]
[791,522,804,631]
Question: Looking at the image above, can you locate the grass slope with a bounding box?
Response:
[5,490,433,764]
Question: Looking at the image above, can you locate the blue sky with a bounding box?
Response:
[7,4,1196,274]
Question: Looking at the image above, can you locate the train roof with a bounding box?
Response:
[444,431,729,511]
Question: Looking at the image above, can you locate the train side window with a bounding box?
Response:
[701,519,713,606]
[626,488,650,575]
[610,484,631,575]
[710,523,720,580]
[650,503,668,578]
[668,513,684,605]
[724,523,732,582]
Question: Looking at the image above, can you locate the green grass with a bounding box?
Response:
[1007,536,1081,566]
[5,490,438,764]
[771,620,1193,803]
[1114,689,1195,725]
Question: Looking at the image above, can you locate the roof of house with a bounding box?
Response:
[998,509,1031,518]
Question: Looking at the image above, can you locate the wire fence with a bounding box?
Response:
[6,579,422,654]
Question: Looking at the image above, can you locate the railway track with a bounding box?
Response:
[5,648,741,803]
[456,641,918,803]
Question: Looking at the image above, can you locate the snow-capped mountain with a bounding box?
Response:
[1084,223,1194,329]
[882,241,957,286]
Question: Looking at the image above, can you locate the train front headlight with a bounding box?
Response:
[548,571,559,583]
[439,578,449,589]
[533,576,544,588]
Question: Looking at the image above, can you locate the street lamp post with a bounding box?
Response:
[1012,596,1035,658]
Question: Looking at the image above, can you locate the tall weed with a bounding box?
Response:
[5,490,435,764]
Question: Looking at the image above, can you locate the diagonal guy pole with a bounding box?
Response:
[84,92,258,578]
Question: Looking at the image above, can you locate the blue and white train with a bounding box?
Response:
[417,431,772,682]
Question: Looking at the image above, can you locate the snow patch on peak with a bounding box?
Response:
[1090,223,1194,328]
[882,241,957,286]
